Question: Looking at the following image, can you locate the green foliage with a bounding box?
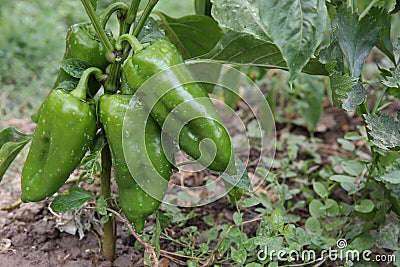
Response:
[0,0,87,116]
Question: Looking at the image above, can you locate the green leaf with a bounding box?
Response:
[309,199,324,218]
[355,199,375,213]
[313,181,328,198]
[294,74,325,132]
[158,13,222,59]
[330,70,366,112]
[210,0,271,42]
[376,222,400,250]
[333,7,381,78]
[195,0,212,17]
[341,160,365,176]
[365,114,400,150]
[305,217,322,234]
[381,160,400,184]
[100,215,109,224]
[96,196,107,216]
[349,234,375,251]
[233,212,243,226]
[60,58,93,79]
[198,31,328,75]
[258,0,327,80]
[0,127,31,182]
[50,186,96,213]
[324,199,340,216]
[329,175,357,183]
[239,197,261,207]
[381,66,400,98]
[203,215,215,226]
[231,247,247,264]
[373,8,395,64]
[220,156,253,193]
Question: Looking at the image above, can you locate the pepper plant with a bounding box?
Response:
[1,0,400,265]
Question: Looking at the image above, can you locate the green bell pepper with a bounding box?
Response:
[123,39,233,173]
[99,94,173,232]
[21,68,103,202]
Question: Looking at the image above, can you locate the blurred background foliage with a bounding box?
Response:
[0,0,192,119]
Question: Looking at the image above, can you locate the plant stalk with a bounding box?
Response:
[100,143,116,261]
[81,0,116,63]
[133,0,159,37]
[120,0,141,35]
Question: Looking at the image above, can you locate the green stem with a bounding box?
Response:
[116,34,144,52]
[133,0,159,37]
[100,2,129,28]
[70,67,104,100]
[120,0,141,35]
[81,0,116,63]
[104,63,121,93]
[359,0,379,21]
[371,87,388,115]
[100,143,116,261]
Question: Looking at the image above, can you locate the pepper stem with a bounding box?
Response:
[100,2,129,29]
[81,0,116,63]
[70,67,104,100]
[132,0,159,37]
[100,143,116,261]
[120,0,141,35]
[116,34,144,52]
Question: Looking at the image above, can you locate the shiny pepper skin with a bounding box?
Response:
[21,90,97,202]
[99,94,173,232]
[54,22,112,96]
[123,39,233,173]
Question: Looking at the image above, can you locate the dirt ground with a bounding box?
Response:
[0,104,373,267]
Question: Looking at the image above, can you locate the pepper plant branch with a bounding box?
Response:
[133,0,159,37]
[116,34,144,52]
[81,0,116,63]
[100,2,129,28]
[70,67,104,100]
[119,0,141,35]
[100,143,116,261]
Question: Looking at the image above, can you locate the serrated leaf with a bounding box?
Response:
[365,114,400,150]
[60,58,93,79]
[258,0,327,80]
[0,127,31,182]
[210,0,270,42]
[334,7,381,78]
[50,186,96,213]
[376,222,399,250]
[381,160,400,184]
[198,31,328,76]
[158,13,222,59]
[330,70,366,112]
[220,156,253,193]
[381,66,400,98]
